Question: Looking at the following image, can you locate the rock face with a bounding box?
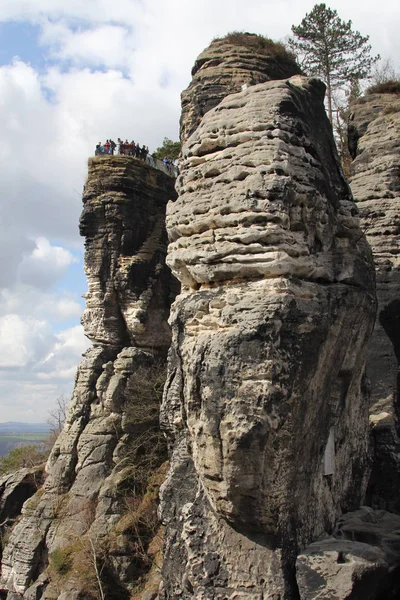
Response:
[161,67,376,598]
[349,93,400,514]
[0,156,177,599]
[180,33,301,143]
[0,467,45,568]
[0,468,44,526]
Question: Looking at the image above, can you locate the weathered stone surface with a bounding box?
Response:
[0,468,45,570]
[81,156,178,348]
[0,468,44,526]
[349,93,400,514]
[180,34,301,143]
[0,157,177,599]
[161,74,376,598]
[297,507,400,599]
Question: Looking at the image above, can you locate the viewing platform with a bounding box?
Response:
[93,151,178,179]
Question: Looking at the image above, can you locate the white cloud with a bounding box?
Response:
[0,287,83,322]
[0,381,62,422]
[0,314,53,368]
[41,23,134,69]
[18,237,78,289]
[0,321,90,420]
[36,325,90,380]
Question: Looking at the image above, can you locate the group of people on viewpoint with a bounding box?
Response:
[94,138,178,176]
[95,139,149,160]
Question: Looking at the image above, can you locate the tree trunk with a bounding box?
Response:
[326,72,333,123]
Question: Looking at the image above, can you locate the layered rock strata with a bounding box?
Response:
[161,74,376,599]
[180,33,301,143]
[349,93,400,514]
[0,156,177,599]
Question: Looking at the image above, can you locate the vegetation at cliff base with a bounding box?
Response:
[289,3,380,122]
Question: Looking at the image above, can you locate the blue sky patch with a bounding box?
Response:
[0,21,44,69]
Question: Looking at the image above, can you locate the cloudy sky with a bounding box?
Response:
[0,0,399,423]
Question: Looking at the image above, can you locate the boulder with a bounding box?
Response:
[297,507,400,599]
[0,467,44,525]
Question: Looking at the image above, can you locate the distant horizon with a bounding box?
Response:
[0,420,48,424]
[0,422,52,431]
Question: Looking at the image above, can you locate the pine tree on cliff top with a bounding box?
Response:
[289,3,379,122]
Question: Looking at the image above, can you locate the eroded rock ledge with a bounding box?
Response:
[160,73,376,599]
[0,156,178,600]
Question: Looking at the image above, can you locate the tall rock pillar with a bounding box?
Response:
[160,40,376,600]
[0,156,178,599]
[349,92,400,513]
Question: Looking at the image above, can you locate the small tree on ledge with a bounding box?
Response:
[289,3,380,122]
[153,138,181,161]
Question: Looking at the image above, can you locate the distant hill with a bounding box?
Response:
[0,422,51,434]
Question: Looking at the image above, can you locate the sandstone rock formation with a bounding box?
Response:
[161,64,376,598]
[0,467,44,527]
[180,33,301,143]
[297,507,400,600]
[0,156,177,599]
[349,92,400,514]
[0,467,45,571]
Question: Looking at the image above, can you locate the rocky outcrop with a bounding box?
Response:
[0,156,177,599]
[161,68,376,599]
[180,33,301,143]
[0,468,44,526]
[349,93,400,514]
[0,467,45,569]
[297,507,400,600]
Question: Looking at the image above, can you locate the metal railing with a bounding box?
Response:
[146,155,179,178]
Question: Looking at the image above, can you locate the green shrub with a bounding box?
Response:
[367,80,400,94]
[49,546,74,576]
